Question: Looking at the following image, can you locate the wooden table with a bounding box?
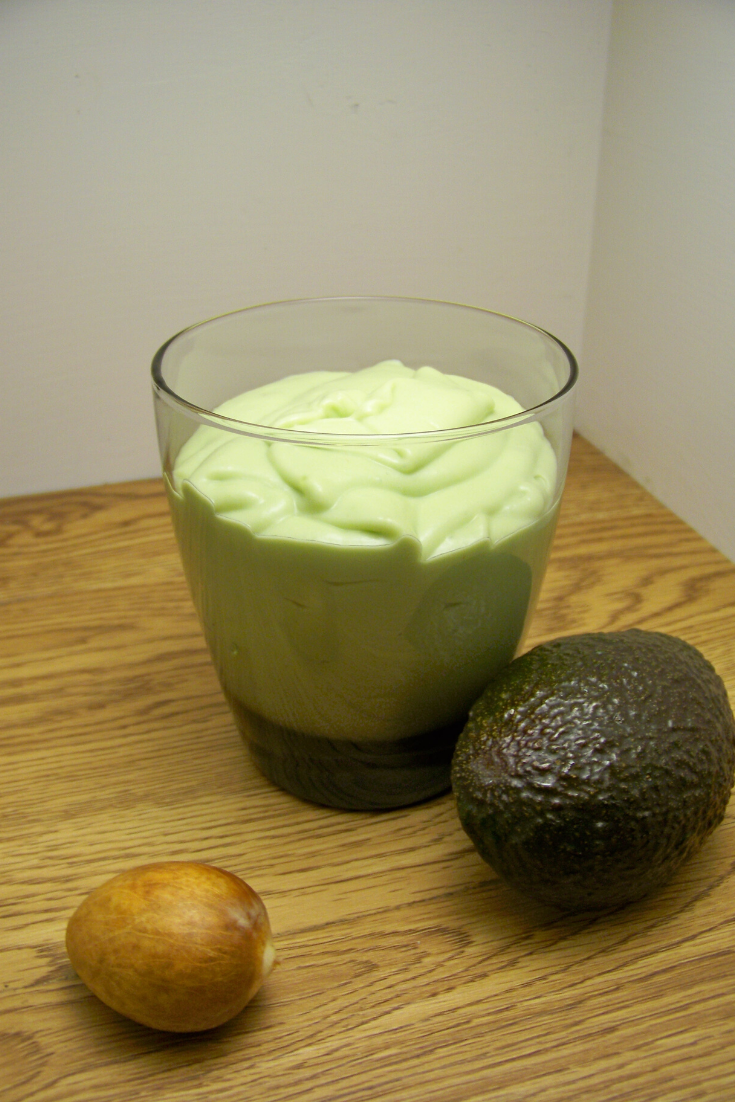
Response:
[2,435,735,1102]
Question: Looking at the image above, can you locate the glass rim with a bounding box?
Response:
[151,296,579,447]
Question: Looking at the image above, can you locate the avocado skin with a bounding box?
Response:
[452,630,735,911]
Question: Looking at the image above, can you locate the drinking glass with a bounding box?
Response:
[152,297,577,809]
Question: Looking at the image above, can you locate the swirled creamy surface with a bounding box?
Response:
[168,361,560,740]
[172,361,557,559]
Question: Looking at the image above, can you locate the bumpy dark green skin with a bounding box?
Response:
[451,630,735,911]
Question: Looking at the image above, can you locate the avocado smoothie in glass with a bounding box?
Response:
[152,298,577,809]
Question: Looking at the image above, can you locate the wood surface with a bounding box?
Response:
[2,434,735,1102]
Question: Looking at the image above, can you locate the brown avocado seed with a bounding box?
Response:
[66,861,276,1032]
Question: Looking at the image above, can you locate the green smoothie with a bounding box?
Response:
[167,361,560,807]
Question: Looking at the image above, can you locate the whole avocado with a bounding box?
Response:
[452,630,735,911]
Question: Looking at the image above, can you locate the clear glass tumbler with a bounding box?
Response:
[152,297,577,810]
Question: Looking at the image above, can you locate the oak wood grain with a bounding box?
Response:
[2,435,735,1102]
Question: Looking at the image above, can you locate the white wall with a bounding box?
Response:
[578,0,735,562]
[1,0,611,498]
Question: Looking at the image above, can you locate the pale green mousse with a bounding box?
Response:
[168,361,559,741]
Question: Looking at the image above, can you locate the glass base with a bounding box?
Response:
[226,694,462,810]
